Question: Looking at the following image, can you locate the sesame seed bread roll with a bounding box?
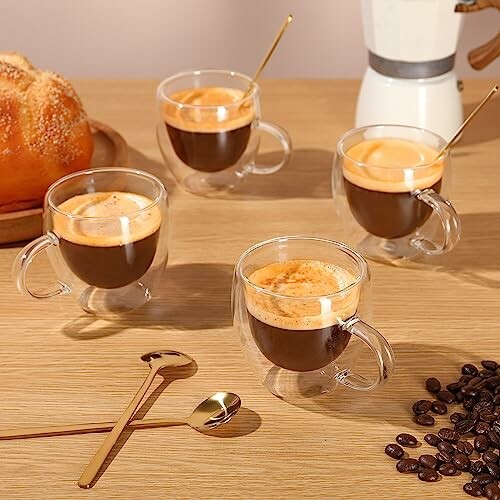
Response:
[0,52,94,213]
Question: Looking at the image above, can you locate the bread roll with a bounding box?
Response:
[0,52,93,213]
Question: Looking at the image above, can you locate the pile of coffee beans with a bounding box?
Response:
[384,360,500,498]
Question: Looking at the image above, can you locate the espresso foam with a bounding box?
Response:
[246,260,359,330]
[162,86,255,133]
[343,139,444,193]
[53,192,162,247]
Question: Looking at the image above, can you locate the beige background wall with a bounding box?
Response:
[1,0,499,78]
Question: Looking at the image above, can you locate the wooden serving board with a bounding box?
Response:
[0,119,128,245]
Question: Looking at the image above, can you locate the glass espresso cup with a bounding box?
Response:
[332,125,461,263]
[156,69,292,196]
[232,236,394,400]
[13,168,169,316]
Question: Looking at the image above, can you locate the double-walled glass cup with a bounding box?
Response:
[332,125,461,263]
[232,236,394,400]
[13,168,169,316]
[156,69,291,196]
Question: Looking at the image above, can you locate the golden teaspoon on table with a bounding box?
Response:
[0,392,241,440]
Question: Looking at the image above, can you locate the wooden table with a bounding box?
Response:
[0,80,498,499]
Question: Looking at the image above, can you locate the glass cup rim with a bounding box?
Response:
[236,236,367,300]
[156,69,259,110]
[337,124,449,170]
[46,167,167,221]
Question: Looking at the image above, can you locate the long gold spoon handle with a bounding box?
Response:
[78,367,159,488]
[0,417,186,440]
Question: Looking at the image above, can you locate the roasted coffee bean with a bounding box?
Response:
[457,440,474,455]
[475,401,494,413]
[385,443,405,460]
[493,395,500,405]
[472,473,495,486]
[493,421,500,435]
[431,401,448,415]
[482,411,497,422]
[482,361,499,372]
[483,451,500,464]
[396,433,418,447]
[412,400,432,415]
[463,364,479,376]
[484,483,500,500]
[462,386,479,398]
[485,462,500,479]
[416,414,435,426]
[418,469,440,482]
[447,382,466,394]
[461,374,475,384]
[481,370,496,379]
[437,390,455,404]
[489,430,500,449]
[470,460,485,476]
[419,454,439,469]
[479,391,494,403]
[438,463,457,476]
[470,376,483,387]
[464,482,485,497]
[496,386,500,395]
[437,441,455,454]
[464,399,477,411]
[455,419,476,435]
[476,422,493,435]
[456,391,464,403]
[438,428,460,443]
[424,433,442,447]
[426,377,441,394]
[453,453,471,471]
[396,458,419,473]
[471,410,481,423]
[475,435,491,452]
[488,377,500,390]
[435,452,453,463]
[450,412,466,424]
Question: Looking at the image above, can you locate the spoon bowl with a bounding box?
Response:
[141,350,194,369]
[187,392,241,432]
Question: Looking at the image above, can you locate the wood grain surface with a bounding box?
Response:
[0,79,498,500]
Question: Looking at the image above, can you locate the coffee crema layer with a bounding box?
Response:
[246,259,359,330]
[53,192,162,247]
[343,138,444,193]
[162,86,255,133]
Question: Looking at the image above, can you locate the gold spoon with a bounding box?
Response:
[78,350,194,489]
[0,392,241,440]
[241,13,293,99]
[436,84,498,160]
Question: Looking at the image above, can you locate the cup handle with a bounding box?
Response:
[335,317,395,391]
[411,188,462,255]
[12,232,70,299]
[245,121,292,175]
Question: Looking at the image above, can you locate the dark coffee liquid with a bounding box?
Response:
[165,122,251,172]
[248,311,352,372]
[59,230,159,289]
[344,178,442,239]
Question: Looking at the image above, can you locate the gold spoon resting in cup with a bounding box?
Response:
[0,392,241,440]
[241,13,293,99]
[436,84,498,161]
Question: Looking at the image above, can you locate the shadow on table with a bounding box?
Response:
[63,262,234,340]
[431,212,500,289]
[234,148,333,200]
[459,97,500,147]
[204,407,261,439]
[287,341,476,429]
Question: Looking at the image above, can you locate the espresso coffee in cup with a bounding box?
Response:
[343,138,444,239]
[162,87,255,172]
[53,191,162,289]
[245,259,359,372]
